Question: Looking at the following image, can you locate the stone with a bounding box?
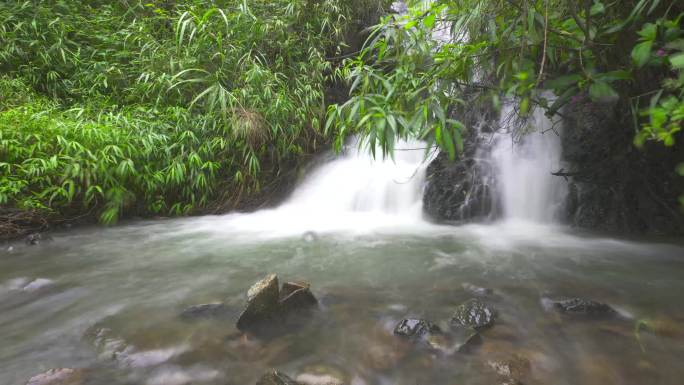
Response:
[26,368,84,385]
[393,318,441,339]
[25,233,51,245]
[487,355,531,380]
[237,274,281,331]
[257,370,300,385]
[180,303,229,320]
[426,325,482,354]
[280,282,318,314]
[451,298,496,329]
[295,364,347,385]
[462,282,494,296]
[552,298,616,317]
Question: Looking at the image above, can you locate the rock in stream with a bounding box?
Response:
[236,274,319,332]
[451,298,496,329]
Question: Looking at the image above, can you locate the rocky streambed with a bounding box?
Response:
[1,221,683,385]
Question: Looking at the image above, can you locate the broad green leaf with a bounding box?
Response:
[631,41,653,68]
[589,81,619,103]
[670,54,684,69]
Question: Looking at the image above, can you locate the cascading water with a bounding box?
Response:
[490,105,568,223]
[203,140,435,238]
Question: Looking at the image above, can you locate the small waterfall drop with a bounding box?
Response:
[490,105,567,223]
[284,140,428,217]
[208,140,435,238]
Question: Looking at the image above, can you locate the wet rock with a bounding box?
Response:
[22,278,54,292]
[451,298,496,329]
[236,275,319,332]
[25,233,52,245]
[26,368,85,385]
[257,370,301,385]
[280,282,318,314]
[487,354,531,381]
[363,328,410,370]
[393,318,441,339]
[428,325,482,354]
[552,298,616,317]
[180,303,229,320]
[237,274,281,331]
[296,364,347,385]
[462,282,493,296]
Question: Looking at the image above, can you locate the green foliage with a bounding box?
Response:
[632,14,684,148]
[0,0,383,223]
[328,0,683,158]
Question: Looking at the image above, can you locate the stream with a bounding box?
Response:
[2,139,683,385]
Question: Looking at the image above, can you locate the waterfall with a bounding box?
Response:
[208,140,434,237]
[285,140,428,216]
[490,105,568,223]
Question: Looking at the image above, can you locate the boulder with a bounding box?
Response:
[280,282,318,314]
[236,275,319,332]
[26,368,85,385]
[237,274,281,331]
[393,318,441,339]
[180,303,230,320]
[257,370,300,385]
[552,298,615,317]
[451,298,496,329]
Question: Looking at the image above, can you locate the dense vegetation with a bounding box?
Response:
[0,0,384,235]
[328,0,683,186]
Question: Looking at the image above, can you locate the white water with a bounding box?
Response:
[491,106,567,223]
[194,140,437,238]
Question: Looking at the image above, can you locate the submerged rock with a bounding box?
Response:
[462,282,493,296]
[180,303,230,320]
[25,233,52,245]
[425,326,482,354]
[257,370,300,385]
[393,318,441,339]
[26,368,85,385]
[451,298,496,329]
[552,298,616,316]
[295,364,347,385]
[236,274,319,332]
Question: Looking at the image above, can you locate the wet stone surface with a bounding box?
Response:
[451,298,496,329]
[393,318,441,339]
[552,298,616,317]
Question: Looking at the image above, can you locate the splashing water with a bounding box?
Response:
[491,105,568,223]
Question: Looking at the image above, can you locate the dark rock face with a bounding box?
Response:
[393,318,441,339]
[26,368,85,385]
[180,303,230,320]
[552,298,616,317]
[561,101,684,235]
[256,370,300,385]
[236,275,318,332]
[451,299,496,330]
[423,93,501,223]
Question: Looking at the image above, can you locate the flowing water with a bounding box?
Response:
[1,139,683,385]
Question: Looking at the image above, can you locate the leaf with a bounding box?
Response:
[423,13,436,29]
[670,53,684,69]
[545,74,582,90]
[589,81,619,103]
[637,23,657,41]
[594,70,632,82]
[631,41,653,68]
